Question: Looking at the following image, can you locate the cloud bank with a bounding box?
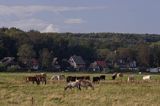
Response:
[64,18,85,24]
[0,5,106,16]
[0,5,106,32]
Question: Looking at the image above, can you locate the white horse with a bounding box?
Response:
[143,75,151,80]
[64,80,81,90]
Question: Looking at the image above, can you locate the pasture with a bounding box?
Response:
[0,72,160,106]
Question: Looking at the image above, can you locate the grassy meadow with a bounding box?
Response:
[0,72,160,106]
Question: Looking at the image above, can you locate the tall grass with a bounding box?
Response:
[0,73,160,106]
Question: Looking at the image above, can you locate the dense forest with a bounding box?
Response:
[0,27,160,71]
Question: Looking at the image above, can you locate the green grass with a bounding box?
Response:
[0,72,160,106]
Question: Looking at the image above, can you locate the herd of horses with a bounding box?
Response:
[25,72,151,91]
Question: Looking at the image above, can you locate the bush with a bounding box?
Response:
[7,65,19,72]
[0,63,6,71]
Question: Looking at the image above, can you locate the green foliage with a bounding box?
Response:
[39,48,52,69]
[7,65,19,72]
[0,63,5,71]
[0,27,160,69]
[17,44,36,68]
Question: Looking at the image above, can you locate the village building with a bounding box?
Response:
[68,55,86,71]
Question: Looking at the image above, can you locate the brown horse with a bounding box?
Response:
[35,74,47,85]
[26,73,47,85]
[26,76,40,85]
[79,80,94,90]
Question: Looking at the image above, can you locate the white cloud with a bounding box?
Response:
[0,18,59,32]
[0,5,107,17]
[64,18,85,24]
[42,24,59,32]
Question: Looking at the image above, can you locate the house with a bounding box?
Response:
[68,55,86,71]
[31,58,39,70]
[0,57,16,66]
[114,59,138,71]
[0,57,20,71]
[146,67,160,73]
[51,57,61,71]
[89,60,107,71]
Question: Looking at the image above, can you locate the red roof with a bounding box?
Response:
[31,59,39,65]
[96,61,107,67]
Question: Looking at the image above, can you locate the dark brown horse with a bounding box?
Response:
[26,73,47,85]
[35,75,47,85]
[26,76,40,85]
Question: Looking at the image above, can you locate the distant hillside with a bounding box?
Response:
[0,27,160,69]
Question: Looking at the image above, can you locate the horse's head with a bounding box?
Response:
[75,79,79,82]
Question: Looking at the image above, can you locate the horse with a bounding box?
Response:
[64,80,94,91]
[112,73,117,80]
[26,76,40,85]
[66,76,76,83]
[35,75,47,84]
[51,75,65,81]
[117,73,123,77]
[92,77,100,84]
[64,80,81,90]
[79,80,94,90]
[100,75,106,80]
[127,75,134,82]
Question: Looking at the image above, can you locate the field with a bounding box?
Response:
[0,72,160,106]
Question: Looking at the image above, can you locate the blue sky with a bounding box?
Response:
[0,0,160,34]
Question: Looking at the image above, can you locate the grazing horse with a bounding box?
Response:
[117,73,123,77]
[59,75,65,80]
[50,75,60,80]
[112,73,117,80]
[128,75,134,82]
[26,76,40,85]
[66,76,76,83]
[50,75,65,81]
[143,75,151,80]
[64,80,81,90]
[84,76,90,80]
[79,80,94,90]
[76,76,85,80]
[35,75,47,84]
[92,77,100,84]
[100,75,106,80]
[40,73,47,78]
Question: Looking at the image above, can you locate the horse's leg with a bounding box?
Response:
[36,79,40,85]
[64,86,69,90]
[45,79,46,85]
[44,78,46,85]
[90,85,94,90]
[77,84,81,90]
[78,86,81,90]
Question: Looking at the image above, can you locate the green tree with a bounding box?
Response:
[17,44,35,68]
[97,49,111,60]
[40,48,52,69]
[137,44,150,67]
[116,48,136,62]
[149,43,160,67]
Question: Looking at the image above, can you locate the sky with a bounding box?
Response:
[0,0,160,34]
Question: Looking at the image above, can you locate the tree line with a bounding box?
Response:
[0,27,160,71]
